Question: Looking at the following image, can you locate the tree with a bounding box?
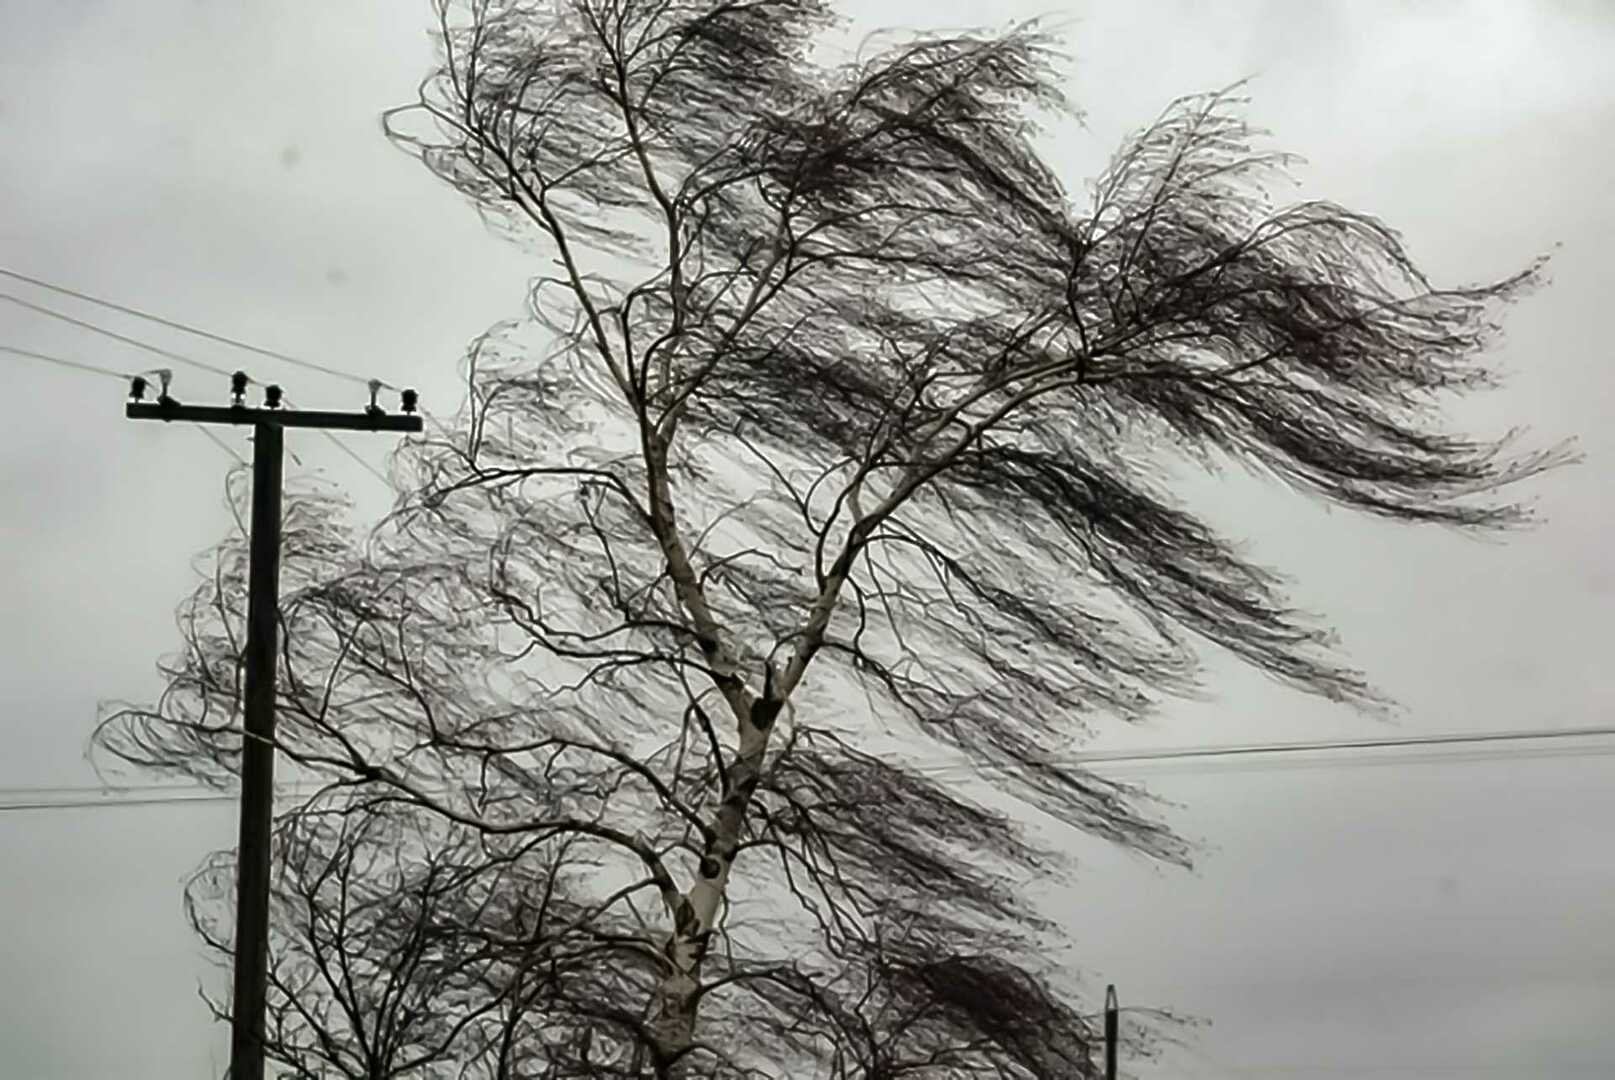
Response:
[97,1,1568,1076]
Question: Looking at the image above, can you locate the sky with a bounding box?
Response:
[1,0,1612,1076]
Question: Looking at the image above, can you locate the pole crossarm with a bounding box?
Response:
[126,401,422,432]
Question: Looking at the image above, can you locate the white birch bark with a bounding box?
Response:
[648,690,778,1071]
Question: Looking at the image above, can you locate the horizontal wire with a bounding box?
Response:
[0,794,236,812]
[5,726,1614,813]
[0,790,324,813]
[1089,741,1615,777]
[0,775,342,813]
[0,782,224,798]
[909,723,1615,781]
[1054,722,1615,766]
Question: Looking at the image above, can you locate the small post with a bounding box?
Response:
[126,376,420,1080]
[1104,983,1119,1080]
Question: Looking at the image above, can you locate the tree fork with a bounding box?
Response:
[650,669,784,1068]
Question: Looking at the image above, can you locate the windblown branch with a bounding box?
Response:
[97,3,1567,1077]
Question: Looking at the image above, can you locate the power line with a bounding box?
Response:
[2,341,249,466]
[0,779,402,814]
[5,724,1614,813]
[0,266,385,388]
[317,428,391,488]
[0,793,237,812]
[196,424,250,466]
[1,266,452,440]
[0,342,133,381]
[1052,722,1615,766]
[917,723,1615,774]
[2,341,390,483]
[0,776,417,813]
[281,392,392,488]
[1,290,235,379]
[0,783,340,809]
[0,781,226,798]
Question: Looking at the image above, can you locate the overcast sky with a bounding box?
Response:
[2,1,1612,1077]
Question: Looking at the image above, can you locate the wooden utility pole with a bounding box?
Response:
[126,371,421,1080]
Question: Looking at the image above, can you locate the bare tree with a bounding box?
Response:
[97,1,1567,1076]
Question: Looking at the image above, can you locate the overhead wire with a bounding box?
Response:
[1,280,416,484]
[1,341,247,465]
[0,265,454,440]
[280,391,393,489]
[912,723,1615,781]
[0,342,133,381]
[0,788,327,813]
[0,778,416,814]
[0,793,236,812]
[0,782,228,798]
[1,290,235,379]
[0,266,386,388]
[1042,721,1615,765]
[4,724,1614,813]
[194,424,249,466]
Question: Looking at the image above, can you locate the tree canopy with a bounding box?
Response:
[97,2,1566,1076]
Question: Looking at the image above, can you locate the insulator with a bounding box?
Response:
[264,384,283,409]
[400,388,418,414]
[230,370,249,405]
[129,375,148,401]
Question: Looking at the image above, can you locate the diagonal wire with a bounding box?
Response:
[280,392,393,489]
[2,341,246,465]
[320,431,391,488]
[0,342,132,381]
[0,266,453,438]
[2,338,391,486]
[194,423,249,466]
[1,291,235,380]
[0,266,383,387]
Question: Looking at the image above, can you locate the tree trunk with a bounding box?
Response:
[648,694,781,1073]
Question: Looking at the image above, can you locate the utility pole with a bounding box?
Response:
[126,371,421,1080]
[1104,983,1119,1080]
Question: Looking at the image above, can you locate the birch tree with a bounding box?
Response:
[98,1,1566,1076]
